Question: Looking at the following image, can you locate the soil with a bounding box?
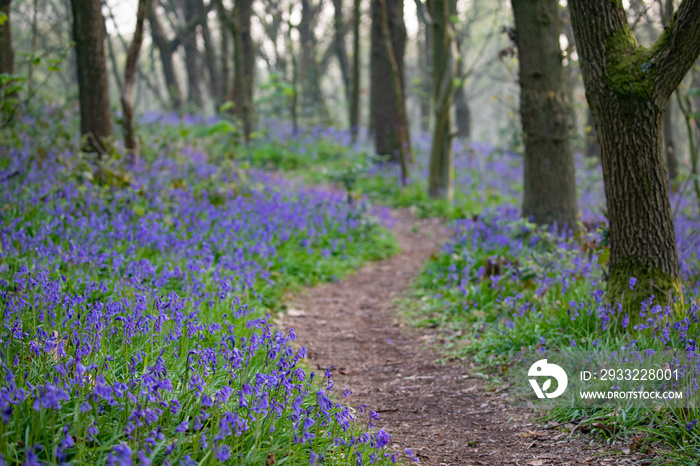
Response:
[278,209,657,466]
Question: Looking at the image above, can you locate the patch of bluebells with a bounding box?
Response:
[0,121,402,464]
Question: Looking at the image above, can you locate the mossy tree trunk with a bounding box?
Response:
[569,0,700,311]
[512,0,579,229]
[427,0,456,199]
[0,0,13,75]
[71,0,112,154]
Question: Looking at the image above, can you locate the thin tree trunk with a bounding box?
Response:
[332,0,353,126]
[197,0,221,108]
[427,0,456,199]
[371,0,411,174]
[452,0,470,139]
[121,0,149,159]
[0,0,13,75]
[350,0,361,140]
[512,0,579,229]
[286,7,299,134]
[569,0,700,311]
[71,0,112,154]
[27,0,39,94]
[182,0,203,108]
[149,0,183,110]
[416,14,432,133]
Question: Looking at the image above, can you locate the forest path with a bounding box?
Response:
[278,209,647,465]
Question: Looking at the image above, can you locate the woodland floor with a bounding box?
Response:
[277,209,658,466]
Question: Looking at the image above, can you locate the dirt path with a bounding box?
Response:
[278,210,653,465]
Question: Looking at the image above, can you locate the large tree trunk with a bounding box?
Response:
[512,0,578,229]
[332,0,352,126]
[569,0,700,311]
[427,0,455,199]
[350,0,361,140]
[71,0,112,153]
[149,0,183,111]
[0,0,13,75]
[370,0,409,164]
[121,0,149,159]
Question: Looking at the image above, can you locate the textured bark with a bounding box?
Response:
[585,108,600,158]
[181,0,202,108]
[512,0,579,229]
[332,0,353,126]
[350,0,361,140]
[148,0,183,110]
[427,0,456,199]
[663,99,679,181]
[121,0,149,159]
[71,0,112,153]
[0,0,13,75]
[370,0,410,163]
[569,0,700,311]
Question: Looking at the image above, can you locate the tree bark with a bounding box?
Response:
[370,0,410,167]
[332,0,353,127]
[427,0,456,199]
[452,0,470,139]
[663,99,679,181]
[585,108,600,158]
[350,0,361,140]
[568,0,700,311]
[71,0,113,154]
[0,0,13,75]
[196,0,221,107]
[298,0,327,121]
[415,1,432,133]
[121,0,149,159]
[512,0,579,229]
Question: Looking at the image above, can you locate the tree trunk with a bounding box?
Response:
[0,0,13,75]
[350,0,361,140]
[568,0,700,311]
[196,0,221,107]
[71,0,112,154]
[298,0,327,122]
[286,6,299,134]
[427,0,455,199]
[663,98,679,181]
[149,0,183,110]
[452,0,470,140]
[232,0,254,141]
[585,108,600,158]
[370,0,410,166]
[181,0,203,108]
[121,0,149,159]
[332,0,353,127]
[218,4,230,104]
[416,10,432,133]
[512,0,579,229]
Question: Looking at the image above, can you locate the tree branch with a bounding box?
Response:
[652,0,700,99]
